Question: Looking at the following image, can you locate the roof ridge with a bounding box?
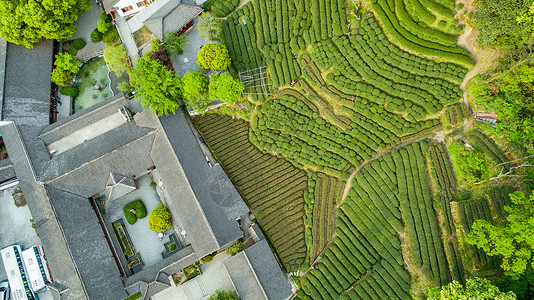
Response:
[44,129,156,184]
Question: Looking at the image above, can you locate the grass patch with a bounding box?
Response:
[123,292,142,300]
[133,26,153,48]
[183,264,199,280]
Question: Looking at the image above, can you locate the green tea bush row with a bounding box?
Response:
[457,199,501,269]
[488,185,514,218]
[348,27,463,105]
[212,0,239,17]
[360,18,467,83]
[193,114,307,271]
[467,129,509,166]
[224,11,264,71]
[394,143,451,285]
[372,0,475,67]
[443,102,470,128]
[396,0,456,46]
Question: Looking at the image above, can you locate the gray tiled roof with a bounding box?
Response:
[224,252,267,300]
[159,110,247,248]
[103,0,121,13]
[39,93,128,145]
[2,40,52,127]
[45,129,155,198]
[47,187,127,300]
[244,240,293,300]
[106,172,137,201]
[144,1,202,40]
[39,122,155,184]
[0,158,15,182]
[0,122,87,300]
[124,245,197,287]
[134,110,220,258]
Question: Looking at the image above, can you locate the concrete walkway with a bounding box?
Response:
[171,17,208,76]
[116,16,140,63]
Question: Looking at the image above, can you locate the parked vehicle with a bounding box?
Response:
[0,280,10,300]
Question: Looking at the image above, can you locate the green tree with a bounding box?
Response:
[117,81,131,93]
[473,0,533,48]
[97,20,111,34]
[51,52,79,86]
[467,190,534,279]
[163,33,188,54]
[182,71,209,110]
[208,290,240,300]
[426,277,516,299]
[128,54,182,116]
[0,0,91,49]
[148,205,172,232]
[197,12,223,41]
[208,73,244,105]
[448,139,490,185]
[197,43,231,71]
[104,44,130,76]
[91,29,103,42]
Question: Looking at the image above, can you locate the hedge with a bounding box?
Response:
[123,200,147,224]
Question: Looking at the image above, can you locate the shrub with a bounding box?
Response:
[97,20,111,34]
[51,52,79,86]
[91,29,103,42]
[71,38,86,50]
[123,200,147,224]
[148,204,172,232]
[183,264,200,280]
[168,243,177,251]
[60,85,79,98]
[197,43,231,70]
[225,240,243,256]
[100,12,112,23]
[102,27,119,43]
[208,290,240,300]
[150,181,157,188]
[150,38,161,52]
[117,81,131,93]
[163,33,188,54]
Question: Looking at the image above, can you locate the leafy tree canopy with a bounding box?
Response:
[208,73,244,105]
[103,44,130,76]
[148,205,172,232]
[163,33,188,54]
[470,61,534,152]
[0,0,91,48]
[448,139,490,185]
[51,52,79,86]
[128,54,182,116]
[208,289,240,300]
[467,190,534,279]
[426,277,516,300]
[473,0,534,48]
[197,12,223,41]
[197,43,231,71]
[182,71,209,110]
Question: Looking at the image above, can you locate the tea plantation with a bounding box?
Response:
[194,0,517,298]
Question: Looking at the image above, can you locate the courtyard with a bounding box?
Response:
[105,174,182,272]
